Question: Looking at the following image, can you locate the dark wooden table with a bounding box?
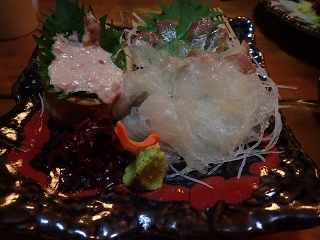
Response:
[0,0,320,239]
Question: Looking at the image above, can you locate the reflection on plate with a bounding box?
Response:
[260,0,320,37]
[1,17,320,240]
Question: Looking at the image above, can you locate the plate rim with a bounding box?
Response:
[1,16,320,240]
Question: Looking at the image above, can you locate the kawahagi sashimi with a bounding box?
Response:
[33,0,282,191]
[112,0,281,177]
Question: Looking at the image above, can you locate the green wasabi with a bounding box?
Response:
[123,143,168,191]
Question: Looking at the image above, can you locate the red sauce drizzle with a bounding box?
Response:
[5,110,282,210]
[249,146,281,176]
[190,176,260,210]
[6,111,50,189]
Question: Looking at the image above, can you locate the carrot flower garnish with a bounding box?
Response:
[115,121,161,156]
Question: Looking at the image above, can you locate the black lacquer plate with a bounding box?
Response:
[260,0,320,38]
[1,17,320,240]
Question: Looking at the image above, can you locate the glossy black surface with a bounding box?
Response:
[1,17,320,240]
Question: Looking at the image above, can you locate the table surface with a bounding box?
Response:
[0,0,320,239]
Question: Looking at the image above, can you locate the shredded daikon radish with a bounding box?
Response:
[38,92,44,118]
[125,27,138,47]
[115,13,291,184]
[169,165,214,189]
[132,12,146,27]
[114,52,282,178]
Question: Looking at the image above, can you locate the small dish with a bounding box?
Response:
[260,0,320,37]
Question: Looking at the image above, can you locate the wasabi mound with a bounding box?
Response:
[123,143,168,191]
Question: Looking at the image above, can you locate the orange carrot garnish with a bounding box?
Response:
[115,121,161,156]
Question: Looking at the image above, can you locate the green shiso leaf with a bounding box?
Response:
[213,19,226,28]
[33,0,87,93]
[57,93,68,99]
[99,16,126,69]
[137,0,224,43]
[99,16,125,56]
[139,17,157,32]
[89,5,95,16]
[35,29,51,40]
[34,0,126,99]
[48,88,58,93]
[53,0,86,39]
[48,88,75,100]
